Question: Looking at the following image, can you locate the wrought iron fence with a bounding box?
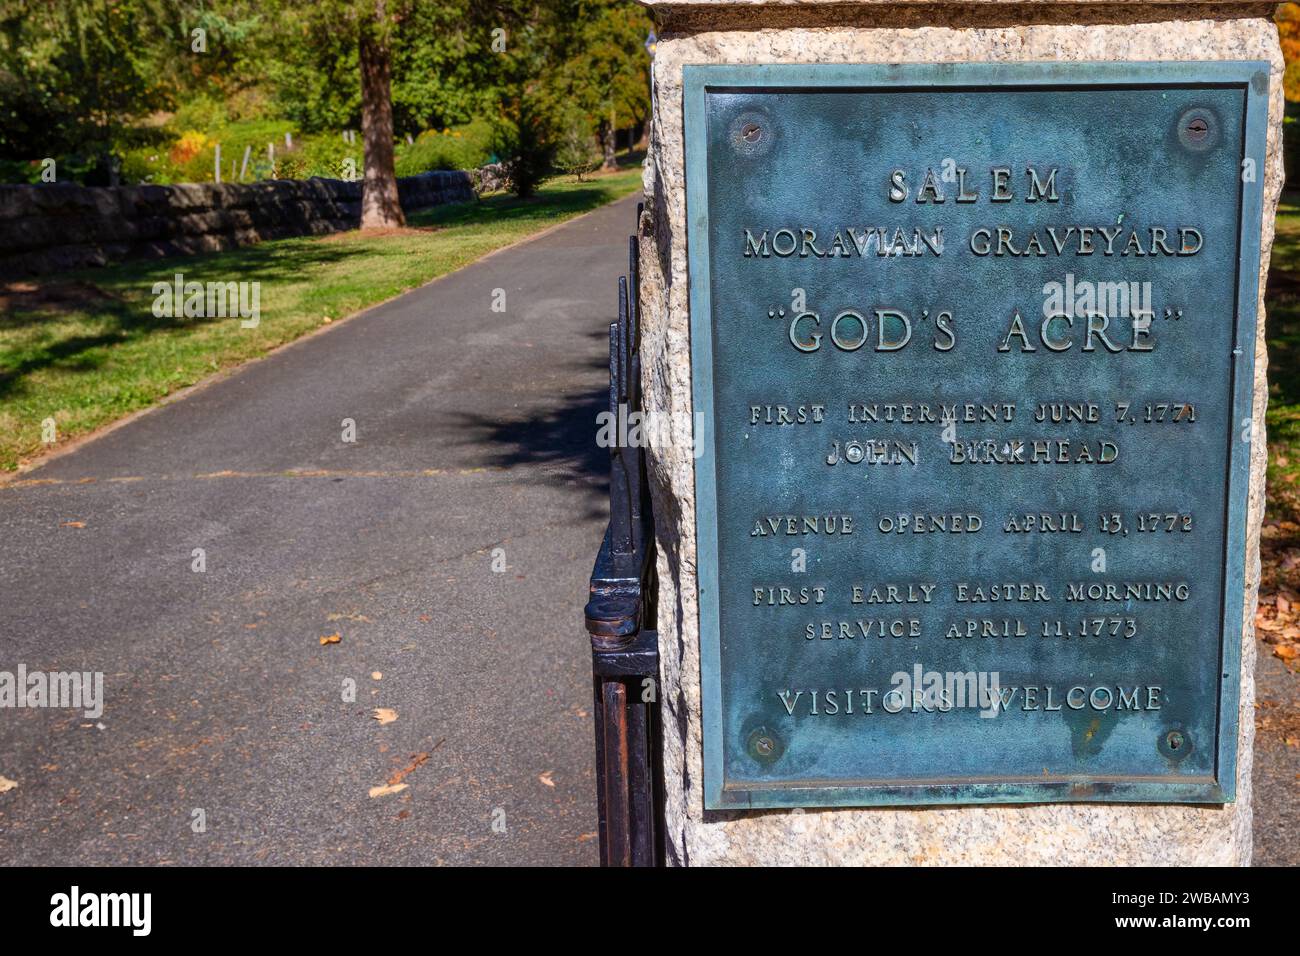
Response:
[583,206,664,866]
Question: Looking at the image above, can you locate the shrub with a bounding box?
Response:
[170,130,211,166]
[120,148,179,184]
[273,154,310,180]
[394,120,494,176]
[492,99,557,198]
[553,109,601,181]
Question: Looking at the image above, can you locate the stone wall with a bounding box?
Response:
[0,170,474,277]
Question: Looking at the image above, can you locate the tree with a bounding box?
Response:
[0,0,187,180]
[389,2,496,135]
[474,1,563,197]
[554,105,601,180]
[358,2,402,227]
[266,0,406,228]
[1,0,656,194]
[265,0,493,136]
[545,0,651,171]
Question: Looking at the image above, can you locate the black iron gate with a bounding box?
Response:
[583,206,664,866]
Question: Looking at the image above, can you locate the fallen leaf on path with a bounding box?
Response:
[372,708,398,725]
[386,751,430,786]
[368,783,408,798]
[60,521,85,529]
[0,775,17,793]
[538,770,555,788]
[319,633,341,646]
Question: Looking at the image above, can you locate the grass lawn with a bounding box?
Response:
[1259,189,1300,672]
[1267,187,1300,523]
[0,167,642,472]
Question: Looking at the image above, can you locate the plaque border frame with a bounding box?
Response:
[684,61,1270,810]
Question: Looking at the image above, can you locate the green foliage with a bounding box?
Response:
[389,3,499,135]
[478,0,651,195]
[116,119,494,185]
[394,121,495,176]
[120,147,174,185]
[545,0,651,136]
[493,96,558,198]
[256,0,495,135]
[553,108,601,180]
[0,0,185,169]
[296,134,363,181]
[262,13,361,133]
[0,0,653,186]
[272,154,310,180]
[0,156,98,186]
[1266,189,1300,519]
[171,95,233,132]
[119,118,299,184]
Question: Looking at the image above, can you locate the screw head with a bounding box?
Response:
[729,111,773,156]
[1159,727,1192,761]
[1177,108,1216,151]
[746,726,783,764]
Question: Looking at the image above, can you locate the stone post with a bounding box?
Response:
[637,0,1281,865]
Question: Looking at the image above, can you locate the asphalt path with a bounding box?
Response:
[0,194,642,864]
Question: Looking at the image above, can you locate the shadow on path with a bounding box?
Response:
[448,335,611,519]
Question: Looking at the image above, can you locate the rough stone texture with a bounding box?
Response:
[0,170,474,277]
[638,4,1281,865]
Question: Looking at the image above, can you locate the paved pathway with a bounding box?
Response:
[0,194,643,864]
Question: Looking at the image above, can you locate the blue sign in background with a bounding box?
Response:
[684,63,1269,808]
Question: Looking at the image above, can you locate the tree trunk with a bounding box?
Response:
[359,7,404,230]
[601,104,617,171]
